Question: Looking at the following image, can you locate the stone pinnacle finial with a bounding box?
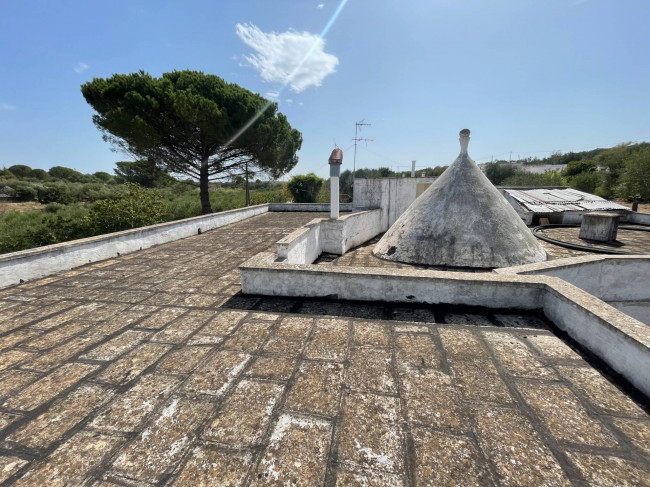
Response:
[459,128,470,155]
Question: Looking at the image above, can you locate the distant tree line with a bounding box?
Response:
[483,142,650,201]
[0,164,123,203]
[282,165,448,204]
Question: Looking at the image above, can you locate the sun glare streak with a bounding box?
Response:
[225,0,349,148]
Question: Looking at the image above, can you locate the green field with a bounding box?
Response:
[0,186,286,254]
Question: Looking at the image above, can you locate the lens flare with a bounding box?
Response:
[225,0,349,148]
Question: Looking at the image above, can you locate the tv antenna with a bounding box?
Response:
[353,120,373,182]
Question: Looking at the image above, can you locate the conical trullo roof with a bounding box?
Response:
[373,129,546,268]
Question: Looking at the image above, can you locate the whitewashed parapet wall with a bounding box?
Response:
[353,177,437,227]
[276,209,386,265]
[0,204,270,288]
[240,252,650,397]
[0,203,352,289]
[496,255,650,325]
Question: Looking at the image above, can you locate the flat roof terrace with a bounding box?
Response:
[0,212,648,486]
[315,226,650,269]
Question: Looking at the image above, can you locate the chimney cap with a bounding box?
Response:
[328,147,343,165]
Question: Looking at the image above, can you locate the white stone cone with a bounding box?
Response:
[373,129,547,268]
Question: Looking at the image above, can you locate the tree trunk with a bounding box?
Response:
[199,156,212,214]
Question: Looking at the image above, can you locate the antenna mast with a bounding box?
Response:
[352,120,373,184]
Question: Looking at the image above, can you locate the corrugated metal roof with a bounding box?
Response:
[503,188,628,213]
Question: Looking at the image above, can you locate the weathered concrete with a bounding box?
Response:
[276,210,385,264]
[320,210,385,255]
[0,204,355,289]
[353,177,437,227]
[608,301,650,325]
[242,252,545,309]
[0,204,270,289]
[542,279,650,397]
[579,212,620,242]
[276,219,323,265]
[1,212,648,486]
[240,251,650,397]
[496,255,650,326]
[374,130,547,268]
[269,203,353,212]
[496,255,650,302]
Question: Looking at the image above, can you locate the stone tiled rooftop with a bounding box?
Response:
[0,212,648,486]
[316,225,650,268]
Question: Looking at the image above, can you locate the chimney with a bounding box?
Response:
[328,146,343,219]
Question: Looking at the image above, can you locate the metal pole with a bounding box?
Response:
[353,122,358,185]
[245,161,250,206]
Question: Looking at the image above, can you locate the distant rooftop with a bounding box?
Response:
[504,188,629,213]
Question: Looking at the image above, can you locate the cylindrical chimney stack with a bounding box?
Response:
[328,147,343,219]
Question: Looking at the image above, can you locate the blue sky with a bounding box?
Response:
[1,0,649,179]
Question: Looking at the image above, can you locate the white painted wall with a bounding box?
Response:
[508,257,650,302]
[607,301,650,325]
[276,219,323,265]
[321,210,386,255]
[543,287,650,397]
[241,252,544,309]
[241,253,650,397]
[0,204,271,288]
[630,212,650,225]
[353,177,437,227]
[275,210,385,264]
[269,203,353,212]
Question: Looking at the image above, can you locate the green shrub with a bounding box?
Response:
[617,146,650,201]
[315,180,330,203]
[286,173,324,203]
[250,189,286,205]
[92,171,113,182]
[37,183,75,204]
[48,204,93,242]
[562,160,597,178]
[485,163,518,185]
[501,170,565,187]
[11,182,38,201]
[45,202,64,213]
[163,188,202,220]
[87,183,165,234]
[568,171,601,194]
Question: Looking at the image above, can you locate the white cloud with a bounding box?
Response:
[0,102,16,111]
[317,4,324,8]
[265,91,279,100]
[285,98,293,104]
[74,62,89,73]
[235,23,338,93]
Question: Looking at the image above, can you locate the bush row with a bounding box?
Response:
[0,185,288,254]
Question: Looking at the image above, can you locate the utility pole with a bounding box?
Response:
[245,160,250,206]
[352,120,373,184]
